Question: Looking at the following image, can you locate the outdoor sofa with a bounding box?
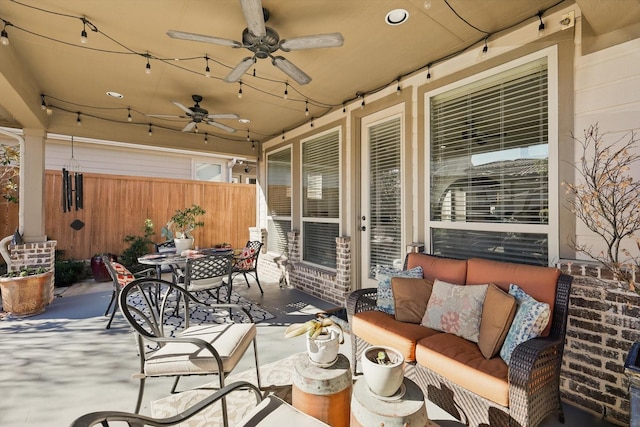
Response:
[347,252,572,427]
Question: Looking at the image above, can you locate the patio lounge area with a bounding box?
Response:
[0,276,615,427]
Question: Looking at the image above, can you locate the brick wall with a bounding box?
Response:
[558,261,640,426]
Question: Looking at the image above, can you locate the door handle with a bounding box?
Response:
[360,226,366,231]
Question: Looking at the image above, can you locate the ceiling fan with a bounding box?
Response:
[148,95,238,133]
[167,0,344,85]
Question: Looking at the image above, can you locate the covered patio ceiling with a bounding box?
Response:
[0,0,638,158]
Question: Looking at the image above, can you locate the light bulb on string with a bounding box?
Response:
[252,141,256,150]
[284,83,289,99]
[238,82,243,99]
[310,118,314,128]
[127,107,132,122]
[80,18,88,44]
[204,55,211,77]
[1,20,10,46]
[396,79,401,95]
[145,54,151,74]
[148,124,153,136]
[305,100,309,116]
[282,130,285,140]
[204,133,208,144]
[194,124,198,133]
[426,64,432,82]
[246,129,251,141]
[76,112,82,126]
[537,11,545,36]
[361,95,365,109]
[342,103,346,114]
[40,94,47,110]
[481,38,488,58]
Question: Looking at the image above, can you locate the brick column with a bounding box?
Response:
[9,240,57,303]
[336,236,351,297]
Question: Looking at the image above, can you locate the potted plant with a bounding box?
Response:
[285,315,344,367]
[164,205,206,253]
[0,266,53,316]
[361,346,405,397]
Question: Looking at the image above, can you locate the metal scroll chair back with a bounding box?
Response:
[154,240,179,282]
[118,278,261,424]
[184,254,233,303]
[230,240,264,294]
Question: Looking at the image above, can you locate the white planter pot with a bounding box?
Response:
[174,238,194,254]
[306,330,340,367]
[361,346,405,397]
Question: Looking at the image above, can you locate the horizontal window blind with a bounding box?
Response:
[267,148,291,217]
[429,58,549,265]
[368,117,402,274]
[302,130,340,268]
[267,219,290,256]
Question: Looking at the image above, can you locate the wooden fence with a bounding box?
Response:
[3,171,257,260]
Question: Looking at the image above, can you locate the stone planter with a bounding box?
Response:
[361,346,405,397]
[174,238,194,254]
[306,330,341,367]
[0,270,54,316]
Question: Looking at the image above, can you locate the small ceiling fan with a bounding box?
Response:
[148,95,238,133]
[167,0,344,85]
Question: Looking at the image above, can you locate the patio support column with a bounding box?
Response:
[19,128,47,242]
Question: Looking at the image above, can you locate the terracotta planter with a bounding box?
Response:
[0,270,54,316]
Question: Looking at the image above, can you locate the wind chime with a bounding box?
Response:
[62,136,83,213]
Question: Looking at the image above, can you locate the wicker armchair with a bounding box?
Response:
[346,259,572,427]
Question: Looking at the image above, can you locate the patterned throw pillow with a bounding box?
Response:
[236,246,257,270]
[421,279,488,343]
[499,284,551,365]
[376,266,424,315]
[111,262,135,288]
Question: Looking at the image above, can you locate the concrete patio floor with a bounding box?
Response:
[0,276,614,426]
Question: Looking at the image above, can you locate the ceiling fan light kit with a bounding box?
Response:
[167,0,344,85]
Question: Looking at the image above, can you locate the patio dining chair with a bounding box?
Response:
[117,278,261,426]
[70,381,328,427]
[102,255,154,329]
[182,253,234,303]
[226,240,264,294]
[154,240,180,283]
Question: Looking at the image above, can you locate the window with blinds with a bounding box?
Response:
[302,130,340,268]
[368,117,402,276]
[429,57,550,265]
[267,147,291,256]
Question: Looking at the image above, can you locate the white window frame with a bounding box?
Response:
[193,158,226,182]
[424,46,559,264]
[299,126,342,270]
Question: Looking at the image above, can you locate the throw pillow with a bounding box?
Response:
[236,246,256,270]
[478,284,517,359]
[499,284,551,365]
[392,277,434,323]
[422,279,488,343]
[111,262,134,288]
[376,266,424,315]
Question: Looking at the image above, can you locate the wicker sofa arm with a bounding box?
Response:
[346,288,378,318]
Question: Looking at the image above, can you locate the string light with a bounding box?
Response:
[76,112,82,126]
[80,17,88,44]
[426,64,432,82]
[148,123,152,136]
[282,130,285,140]
[127,107,132,122]
[204,55,211,77]
[481,37,488,57]
[1,20,10,46]
[40,94,47,110]
[238,82,243,99]
[145,54,151,74]
[204,132,208,144]
[537,11,545,36]
[246,129,250,141]
[361,94,365,109]
[305,100,309,116]
[310,117,314,128]
[252,141,255,150]
[283,82,288,99]
[396,79,401,95]
[342,103,346,113]
[194,124,199,133]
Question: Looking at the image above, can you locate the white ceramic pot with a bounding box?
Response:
[306,330,340,366]
[361,346,405,397]
[174,238,194,254]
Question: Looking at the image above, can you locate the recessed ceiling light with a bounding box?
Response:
[385,9,409,26]
[239,118,250,124]
[106,91,124,98]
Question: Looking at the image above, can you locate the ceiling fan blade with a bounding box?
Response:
[206,120,237,133]
[171,101,193,115]
[224,57,255,83]
[146,114,184,119]
[167,30,242,48]
[207,113,239,120]
[272,56,312,85]
[182,121,197,132]
[240,0,266,37]
[280,33,344,51]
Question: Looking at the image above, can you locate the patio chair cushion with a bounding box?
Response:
[189,276,224,291]
[111,262,135,288]
[236,246,257,270]
[145,323,256,376]
[238,395,330,426]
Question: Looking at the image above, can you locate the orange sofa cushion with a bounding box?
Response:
[352,311,440,362]
[415,333,509,407]
[405,253,467,284]
[465,258,560,336]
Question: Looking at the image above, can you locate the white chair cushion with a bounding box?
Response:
[145,323,256,376]
[189,276,224,291]
[238,396,330,426]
